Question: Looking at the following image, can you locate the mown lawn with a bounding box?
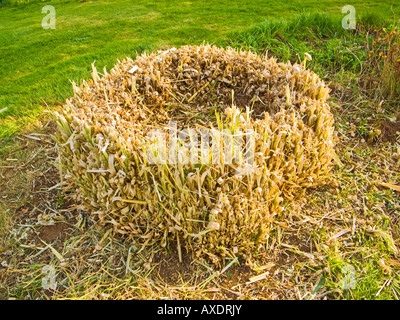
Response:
[0,0,399,137]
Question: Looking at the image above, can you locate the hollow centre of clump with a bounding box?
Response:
[126,45,307,131]
[160,91,270,129]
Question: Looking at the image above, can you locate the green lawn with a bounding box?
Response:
[0,0,399,137]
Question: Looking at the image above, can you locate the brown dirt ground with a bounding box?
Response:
[379,116,400,143]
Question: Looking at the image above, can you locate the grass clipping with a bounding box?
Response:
[54,45,335,265]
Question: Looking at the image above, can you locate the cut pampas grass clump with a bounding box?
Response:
[54,45,335,265]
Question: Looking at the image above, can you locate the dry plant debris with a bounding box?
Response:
[0,110,399,300]
[54,45,336,265]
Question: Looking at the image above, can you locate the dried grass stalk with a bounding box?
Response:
[54,45,335,265]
